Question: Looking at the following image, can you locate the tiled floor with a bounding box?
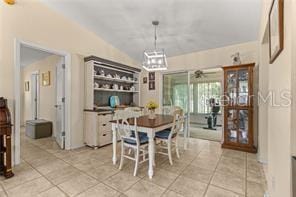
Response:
[0,133,267,197]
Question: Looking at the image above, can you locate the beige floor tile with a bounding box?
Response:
[247,181,266,197]
[45,166,82,185]
[247,170,266,184]
[181,165,213,184]
[159,160,188,174]
[58,174,98,197]
[104,171,140,192]
[205,185,243,197]
[124,180,166,197]
[222,149,246,160]
[1,163,41,190]
[7,177,53,197]
[76,183,121,197]
[162,190,184,197]
[35,159,70,175]
[216,156,246,177]
[211,171,245,195]
[143,169,178,188]
[0,191,7,197]
[86,164,120,181]
[73,158,105,172]
[169,176,207,197]
[191,156,219,171]
[37,187,67,197]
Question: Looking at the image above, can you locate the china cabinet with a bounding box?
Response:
[222,63,257,153]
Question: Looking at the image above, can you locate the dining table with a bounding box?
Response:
[110,114,175,179]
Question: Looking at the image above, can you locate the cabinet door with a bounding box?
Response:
[226,109,238,143]
[238,69,249,105]
[238,109,249,144]
[226,70,237,106]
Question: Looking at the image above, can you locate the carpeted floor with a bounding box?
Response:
[189,124,222,142]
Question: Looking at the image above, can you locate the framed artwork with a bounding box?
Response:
[24,81,29,92]
[149,81,155,90]
[42,71,51,86]
[143,77,147,84]
[268,0,284,64]
[149,72,155,81]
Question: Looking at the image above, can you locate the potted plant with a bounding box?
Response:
[146,101,158,119]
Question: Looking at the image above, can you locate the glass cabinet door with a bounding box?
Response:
[226,109,238,143]
[226,71,237,106]
[238,69,249,105]
[238,109,249,144]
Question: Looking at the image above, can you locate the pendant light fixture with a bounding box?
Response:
[142,21,168,71]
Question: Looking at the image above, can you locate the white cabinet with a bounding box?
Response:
[84,111,113,148]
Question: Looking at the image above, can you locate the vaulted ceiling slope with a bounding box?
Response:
[40,0,261,61]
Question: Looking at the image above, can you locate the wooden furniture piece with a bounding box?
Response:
[111,114,176,179]
[84,56,141,109]
[155,109,184,165]
[222,63,257,153]
[0,97,14,178]
[115,109,148,176]
[84,110,113,148]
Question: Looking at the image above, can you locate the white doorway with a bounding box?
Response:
[14,39,71,165]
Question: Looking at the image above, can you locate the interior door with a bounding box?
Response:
[55,58,65,149]
[162,72,190,138]
[31,72,39,120]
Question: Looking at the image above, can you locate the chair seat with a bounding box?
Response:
[124,131,148,145]
[155,129,177,139]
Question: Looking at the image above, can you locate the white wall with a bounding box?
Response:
[258,0,295,196]
[21,55,61,137]
[0,0,139,151]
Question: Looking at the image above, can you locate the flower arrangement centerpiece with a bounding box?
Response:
[146,101,158,119]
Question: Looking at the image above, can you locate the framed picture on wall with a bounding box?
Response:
[143,77,147,84]
[268,0,284,64]
[149,81,155,90]
[42,71,51,86]
[149,72,155,81]
[24,81,29,92]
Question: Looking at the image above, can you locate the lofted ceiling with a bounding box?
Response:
[40,0,261,62]
[20,45,53,67]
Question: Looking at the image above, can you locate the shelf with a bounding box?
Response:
[94,88,139,93]
[94,75,138,84]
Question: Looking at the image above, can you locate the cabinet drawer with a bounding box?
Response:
[99,122,111,132]
[98,114,112,124]
[99,131,112,146]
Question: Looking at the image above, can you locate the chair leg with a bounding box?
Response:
[168,141,173,165]
[133,148,140,176]
[175,139,180,159]
[119,142,124,170]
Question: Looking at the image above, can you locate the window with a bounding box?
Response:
[191,81,221,114]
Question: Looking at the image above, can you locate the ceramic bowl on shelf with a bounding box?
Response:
[113,84,119,90]
[115,74,120,79]
[106,74,112,78]
[94,82,99,88]
[121,76,127,80]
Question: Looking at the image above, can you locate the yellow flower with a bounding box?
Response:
[146,101,159,110]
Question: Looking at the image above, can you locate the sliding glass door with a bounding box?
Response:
[163,72,189,137]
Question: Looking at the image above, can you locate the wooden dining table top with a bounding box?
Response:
[110,114,174,128]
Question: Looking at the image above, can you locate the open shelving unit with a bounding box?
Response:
[84,56,141,109]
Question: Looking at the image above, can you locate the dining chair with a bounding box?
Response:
[155,108,184,165]
[114,109,149,176]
